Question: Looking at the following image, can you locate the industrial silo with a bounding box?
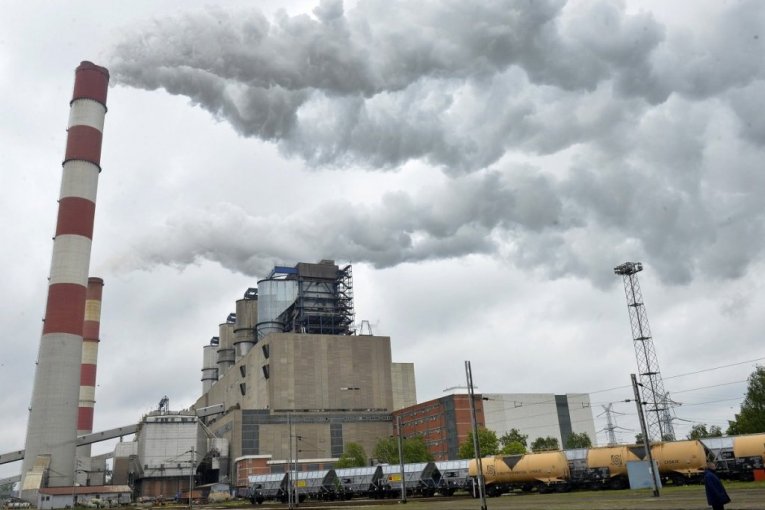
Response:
[256,277,298,340]
[234,288,258,358]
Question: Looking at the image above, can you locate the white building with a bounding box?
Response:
[37,486,132,510]
[482,393,597,449]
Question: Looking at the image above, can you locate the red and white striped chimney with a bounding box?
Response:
[21,62,109,492]
[76,277,104,463]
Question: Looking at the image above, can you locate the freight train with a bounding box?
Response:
[246,433,764,503]
[248,462,458,504]
[468,433,765,496]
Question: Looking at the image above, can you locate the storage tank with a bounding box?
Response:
[234,296,258,358]
[256,278,298,340]
[651,440,707,479]
[201,340,219,394]
[217,323,236,376]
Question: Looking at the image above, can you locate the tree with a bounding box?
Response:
[335,442,367,468]
[501,441,527,455]
[530,436,560,452]
[565,432,592,449]
[458,427,500,459]
[687,424,723,440]
[373,436,433,464]
[499,428,528,454]
[499,429,528,449]
[402,436,434,463]
[727,366,765,435]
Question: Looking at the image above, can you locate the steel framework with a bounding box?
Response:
[614,262,675,441]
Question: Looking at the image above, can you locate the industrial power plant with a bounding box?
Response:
[0,62,599,506]
[5,62,761,509]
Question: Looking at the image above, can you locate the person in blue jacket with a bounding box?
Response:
[704,462,731,510]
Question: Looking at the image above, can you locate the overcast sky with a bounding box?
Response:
[1,0,764,477]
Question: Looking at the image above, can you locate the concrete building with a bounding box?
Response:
[192,261,415,488]
[482,393,597,449]
[111,405,229,499]
[391,363,417,411]
[393,392,597,461]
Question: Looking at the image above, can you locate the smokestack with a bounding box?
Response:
[76,277,104,470]
[22,62,109,493]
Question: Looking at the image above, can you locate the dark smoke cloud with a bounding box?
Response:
[110,0,765,285]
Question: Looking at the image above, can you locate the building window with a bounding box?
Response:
[239,383,246,395]
[262,365,270,379]
[262,344,270,359]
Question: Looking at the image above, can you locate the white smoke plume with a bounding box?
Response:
[110,0,765,285]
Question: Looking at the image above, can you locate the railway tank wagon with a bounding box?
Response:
[650,440,708,484]
[569,445,645,489]
[470,452,570,496]
[731,433,765,478]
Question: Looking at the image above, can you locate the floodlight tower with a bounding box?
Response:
[614,262,675,441]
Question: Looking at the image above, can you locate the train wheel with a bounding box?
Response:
[486,485,502,497]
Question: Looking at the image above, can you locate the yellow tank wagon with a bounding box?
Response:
[650,440,707,484]
[581,445,645,488]
[733,433,765,465]
[469,452,570,496]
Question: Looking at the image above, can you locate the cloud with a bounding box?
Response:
[109,0,668,171]
[108,0,765,287]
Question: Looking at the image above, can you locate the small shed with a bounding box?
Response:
[38,485,132,510]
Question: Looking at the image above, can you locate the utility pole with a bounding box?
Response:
[287,414,293,510]
[188,446,195,510]
[465,361,487,510]
[631,374,660,497]
[294,432,301,507]
[396,415,407,504]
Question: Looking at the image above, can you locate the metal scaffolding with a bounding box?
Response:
[283,263,355,336]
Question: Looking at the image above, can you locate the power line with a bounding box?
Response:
[671,380,747,395]
[664,357,765,380]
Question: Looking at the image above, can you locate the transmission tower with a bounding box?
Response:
[599,403,628,446]
[614,262,675,441]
